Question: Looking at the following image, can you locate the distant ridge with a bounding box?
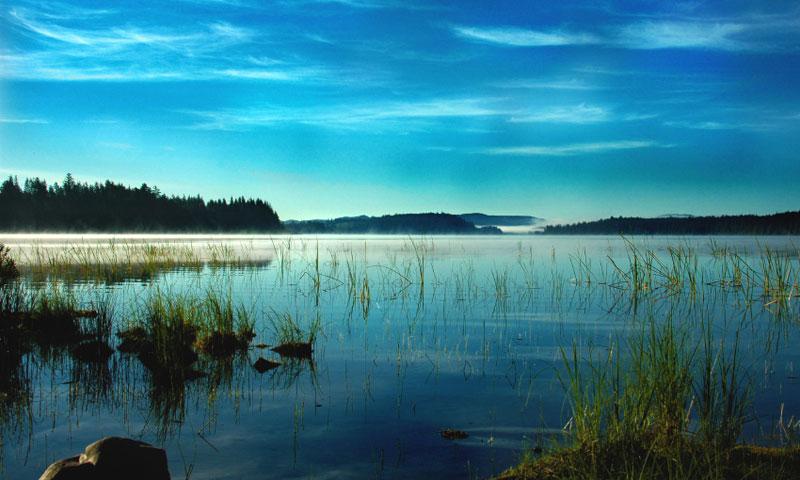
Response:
[542,211,800,235]
[459,213,541,227]
[285,213,501,234]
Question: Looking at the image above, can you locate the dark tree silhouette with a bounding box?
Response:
[542,212,800,235]
[286,214,501,234]
[0,175,282,232]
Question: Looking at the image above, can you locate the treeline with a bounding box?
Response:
[0,174,282,232]
[543,211,800,235]
[286,213,502,234]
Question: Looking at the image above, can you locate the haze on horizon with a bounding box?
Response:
[1,0,799,223]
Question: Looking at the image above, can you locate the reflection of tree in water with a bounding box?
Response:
[0,334,33,467]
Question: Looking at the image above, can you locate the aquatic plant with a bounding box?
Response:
[0,244,19,284]
[502,315,755,479]
[268,310,320,358]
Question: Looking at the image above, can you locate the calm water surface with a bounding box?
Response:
[1,235,799,479]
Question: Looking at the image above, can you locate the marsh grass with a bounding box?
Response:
[0,244,19,284]
[12,241,267,284]
[194,287,256,357]
[128,289,201,380]
[499,314,766,479]
[269,310,321,345]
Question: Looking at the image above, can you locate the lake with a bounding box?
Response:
[1,234,799,479]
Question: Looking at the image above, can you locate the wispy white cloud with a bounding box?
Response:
[663,120,772,131]
[14,1,115,20]
[483,140,666,157]
[183,98,660,131]
[8,8,253,49]
[0,116,49,124]
[2,6,331,82]
[277,0,441,10]
[82,118,121,124]
[495,78,603,91]
[509,104,609,124]
[98,141,135,150]
[614,21,750,51]
[453,13,799,52]
[453,25,598,47]
[183,97,513,130]
[210,68,312,81]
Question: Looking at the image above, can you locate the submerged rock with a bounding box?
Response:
[39,436,170,480]
[271,341,313,358]
[116,327,149,353]
[71,340,114,363]
[195,330,253,357]
[441,429,469,440]
[253,357,281,373]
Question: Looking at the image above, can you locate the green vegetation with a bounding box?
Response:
[0,174,282,232]
[495,318,798,480]
[0,244,19,283]
[118,287,256,379]
[268,310,320,358]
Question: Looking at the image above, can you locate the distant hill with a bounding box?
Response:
[542,211,800,235]
[459,213,541,227]
[285,213,501,234]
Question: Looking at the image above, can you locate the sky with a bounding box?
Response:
[1,0,799,222]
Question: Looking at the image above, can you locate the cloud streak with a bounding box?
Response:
[2,6,329,82]
[483,140,665,157]
[453,14,799,52]
[183,97,514,130]
[453,25,598,47]
[509,104,609,124]
[0,116,49,124]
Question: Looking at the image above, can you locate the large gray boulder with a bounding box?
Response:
[39,437,170,480]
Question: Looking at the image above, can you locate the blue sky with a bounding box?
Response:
[1,0,799,222]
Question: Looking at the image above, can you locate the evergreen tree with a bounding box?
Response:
[0,174,283,232]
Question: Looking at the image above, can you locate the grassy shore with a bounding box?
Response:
[497,316,800,480]
[496,443,800,480]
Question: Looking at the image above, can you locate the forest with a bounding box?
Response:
[542,211,800,235]
[0,174,283,232]
[285,213,502,234]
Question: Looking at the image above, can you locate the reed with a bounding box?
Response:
[501,314,759,480]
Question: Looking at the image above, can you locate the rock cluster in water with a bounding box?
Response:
[39,437,170,480]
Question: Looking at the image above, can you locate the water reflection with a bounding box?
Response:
[0,236,798,479]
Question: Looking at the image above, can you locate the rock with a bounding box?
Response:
[440,428,469,440]
[71,340,114,363]
[116,327,149,354]
[39,437,170,480]
[271,341,313,358]
[195,331,251,357]
[39,457,95,480]
[184,369,207,381]
[253,357,281,373]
